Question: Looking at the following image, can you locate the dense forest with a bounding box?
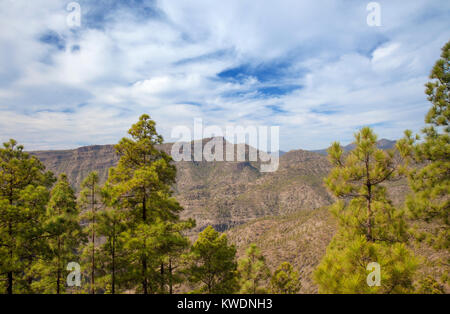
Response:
[0,41,448,294]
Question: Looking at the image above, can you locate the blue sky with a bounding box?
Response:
[0,0,449,150]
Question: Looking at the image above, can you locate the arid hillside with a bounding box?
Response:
[31,139,335,233]
[226,207,449,293]
[227,207,336,293]
[31,139,449,293]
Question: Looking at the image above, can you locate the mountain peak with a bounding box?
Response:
[310,139,397,155]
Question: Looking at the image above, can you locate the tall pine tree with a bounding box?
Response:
[314,127,417,293]
[96,205,127,294]
[187,226,238,294]
[154,218,194,294]
[32,174,83,294]
[79,171,102,294]
[270,262,301,294]
[237,244,271,294]
[400,40,449,249]
[0,139,54,294]
[397,40,449,292]
[105,114,192,293]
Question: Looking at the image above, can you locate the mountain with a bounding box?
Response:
[31,139,333,233]
[31,138,446,293]
[311,138,397,155]
[31,144,119,189]
[227,207,336,293]
[31,138,408,234]
[226,205,449,293]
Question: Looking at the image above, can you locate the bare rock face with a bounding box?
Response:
[31,145,119,189]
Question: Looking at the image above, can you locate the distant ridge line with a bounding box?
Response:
[309,138,397,155]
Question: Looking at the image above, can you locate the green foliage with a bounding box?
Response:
[399,40,449,250]
[314,235,417,294]
[270,262,301,294]
[237,244,271,294]
[425,40,449,130]
[104,114,193,293]
[155,219,195,294]
[79,172,102,294]
[0,139,54,294]
[324,127,408,242]
[95,207,128,294]
[31,173,83,294]
[315,128,417,293]
[416,276,446,294]
[187,226,238,294]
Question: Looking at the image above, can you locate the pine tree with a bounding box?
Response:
[154,218,195,294]
[396,40,450,292]
[32,174,83,294]
[399,40,449,249]
[187,226,238,294]
[0,139,54,294]
[314,127,418,293]
[416,275,446,294]
[314,235,417,294]
[164,246,189,294]
[324,128,410,243]
[96,206,127,294]
[237,244,271,294]
[105,114,192,293]
[79,171,102,294]
[270,262,301,294]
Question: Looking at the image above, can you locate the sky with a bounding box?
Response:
[0,0,449,151]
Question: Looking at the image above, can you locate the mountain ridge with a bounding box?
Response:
[310,138,397,155]
[30,137,439,294]
[30,139,334,233]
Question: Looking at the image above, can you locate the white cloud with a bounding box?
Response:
[0,0,449,150]
[372,42,400,62]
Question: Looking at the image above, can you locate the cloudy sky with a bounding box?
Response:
[0,0,449,151]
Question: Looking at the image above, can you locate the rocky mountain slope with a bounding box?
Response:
[32,144,120,189]
[31,138,409,235]
[31,139,334,233]
[32,138,446,293]
[227,207,336,293]
[226,207,449,293]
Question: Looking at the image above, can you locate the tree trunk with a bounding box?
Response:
[57,236,61,294]
[169,258,173,295]
[142,258,148,294]
[7,221,13,294]
[142,195,148,294]
[366,155,373,242]
[7,272,12,295]
[112,230,116,294]
[160,263,165,293]
[7,195,13,294]
[367,193,372,241]
[91,188,95,294]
